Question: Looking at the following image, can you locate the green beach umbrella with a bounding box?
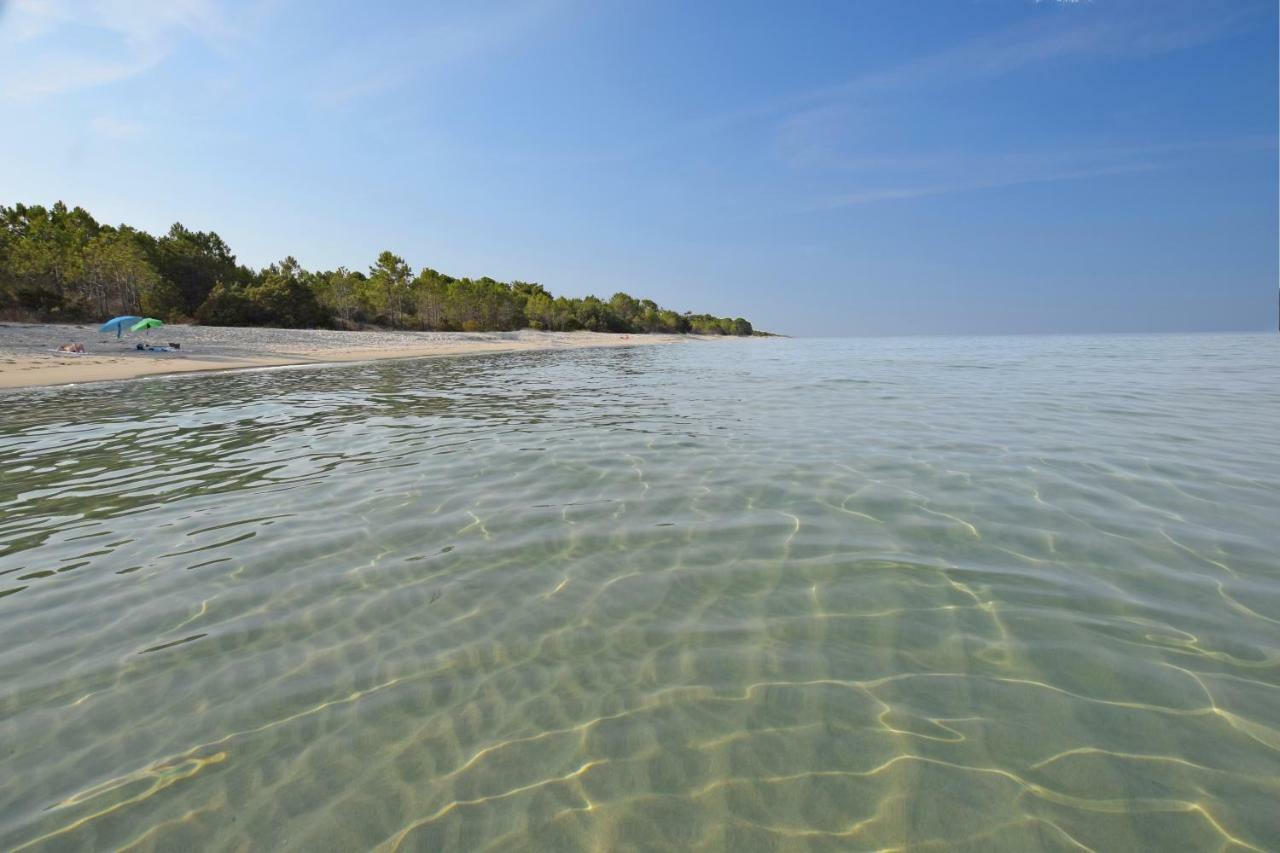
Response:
[130,318,164,332]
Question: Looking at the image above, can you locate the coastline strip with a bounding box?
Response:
[0,333,687,390]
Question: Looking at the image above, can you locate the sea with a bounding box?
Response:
[1,333,1277,851]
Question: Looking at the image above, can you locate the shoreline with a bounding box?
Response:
[0,324,702,390]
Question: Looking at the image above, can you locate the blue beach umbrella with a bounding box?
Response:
[99,316,142,339]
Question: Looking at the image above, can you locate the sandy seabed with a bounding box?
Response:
[0,323,696,389]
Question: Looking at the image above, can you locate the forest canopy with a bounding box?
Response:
[0,202,756,336]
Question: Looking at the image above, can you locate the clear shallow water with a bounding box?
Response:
[1,333,1278,852]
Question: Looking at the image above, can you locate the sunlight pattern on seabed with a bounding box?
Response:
[0,334,1277,851]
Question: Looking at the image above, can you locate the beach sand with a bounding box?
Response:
[0,323,696,389]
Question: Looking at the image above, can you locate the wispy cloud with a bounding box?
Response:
[776,0,1263,151]
[810,161,1159,209]
[817,3,1252,99]
[801,136,1276,210]
[765,0,1272,208]
[0,0,251,99]
[563,0,1263,174]
[315,0,572,109]
[89,114,145,140]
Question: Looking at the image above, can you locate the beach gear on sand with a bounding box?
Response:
[130,318,165,332]
[99,316,142,338]
[135,344,174,352]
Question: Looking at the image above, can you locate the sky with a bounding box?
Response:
[0,0,1275,336]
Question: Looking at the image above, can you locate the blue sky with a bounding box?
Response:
[0,0,1275,335]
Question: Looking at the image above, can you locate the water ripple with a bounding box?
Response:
[1,334,1278,850]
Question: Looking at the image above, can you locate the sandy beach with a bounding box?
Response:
[0,323,695,389]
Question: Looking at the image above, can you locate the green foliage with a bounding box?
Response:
[311,267,365,326]
[156,223,238,315]
[0,202,89,318]
[140,277,185,320]
[193,257,328,328]
[684,314,752,336]
[1,201,758,334]
[193,281,256,326]
[523,290,555,330]
[367,251,412,326]
[609,292,641,327]
[83,230,164,319]
[0,202,166,321]
[574,295,612,332]
[408,267,452,330]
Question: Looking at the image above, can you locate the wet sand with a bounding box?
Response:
[0,323,694,389]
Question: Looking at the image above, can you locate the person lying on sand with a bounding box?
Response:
[57,343,85,353]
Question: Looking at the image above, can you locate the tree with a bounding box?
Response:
[194,281,256,326]
[156,223,238,315]
[656,309,689,333]
[82,230,162,318]
[553,297,582,330]
[250,257,328,327]
[140,277,184,320]
[312,267,364,326]
[194,257,326,327]
[512,281,547,300]
[575,295,611,332]
[411,267,453,330]
[1,200,761,333]
[368,251,412,326]
[609,292,641,331]
[0,202,95,318]
[524,290,555,330]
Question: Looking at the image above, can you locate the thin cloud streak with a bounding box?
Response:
[315,0,573,109]
[808,161,1162,210]
[798,0,1259,104]
[771,2,1271,210]
[0,0,259,99]
[588,0,1263,168]
[89,115,146,140]
[798,136,1280,175]
[803,135,1276,210]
